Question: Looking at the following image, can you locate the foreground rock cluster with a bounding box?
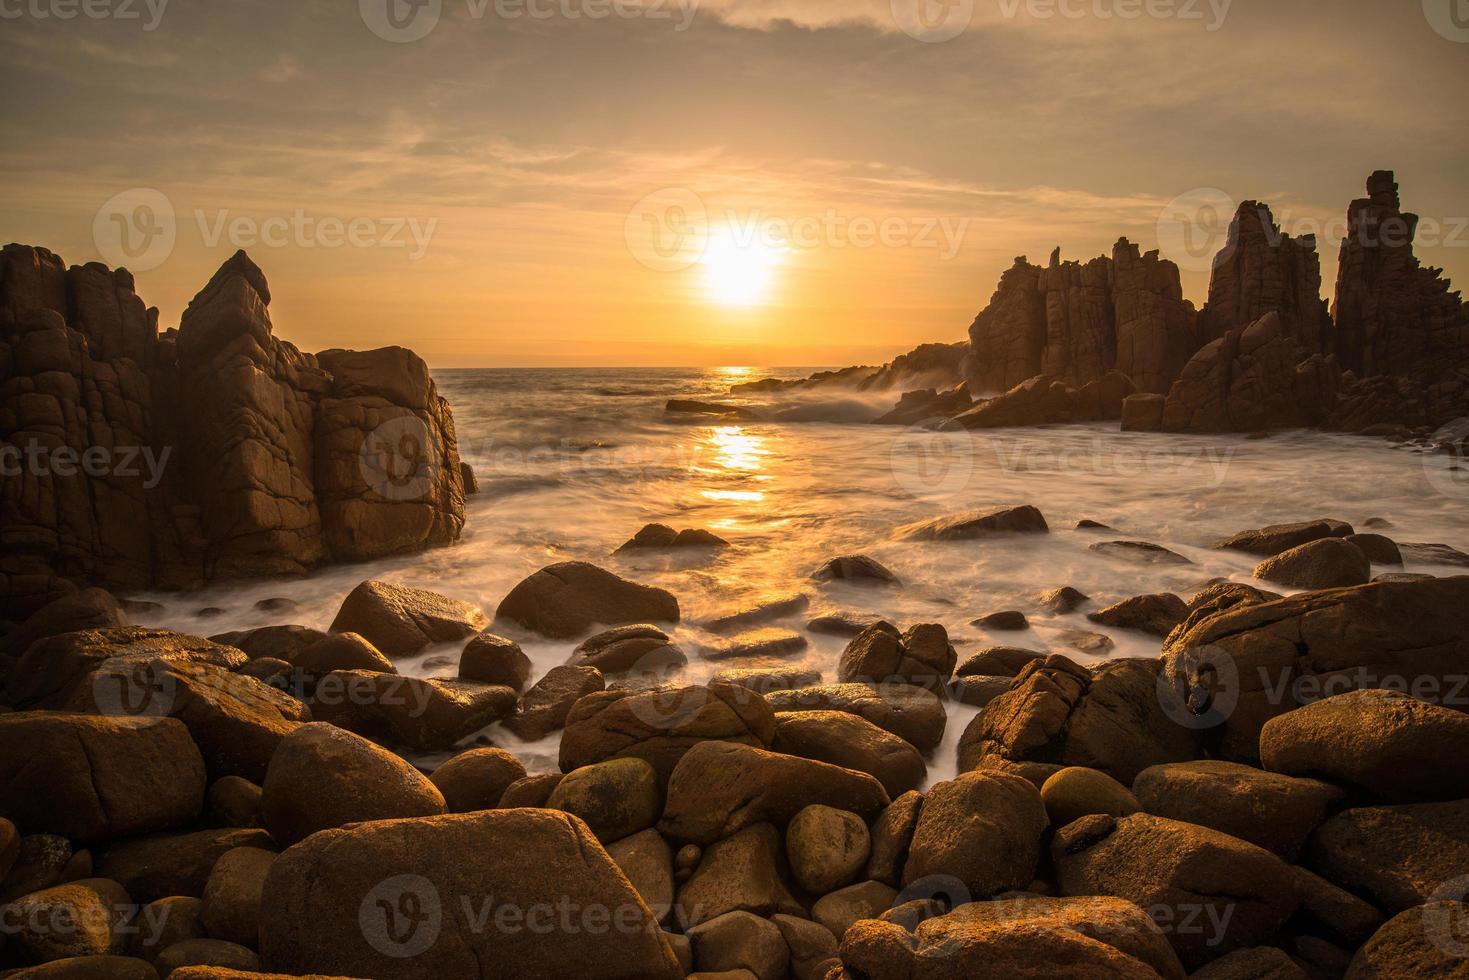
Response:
[0,246,469,622]
[1,512,1466,978]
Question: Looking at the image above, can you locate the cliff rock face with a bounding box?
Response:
[966,243,1197,396]
[1161,312,1340,433]
[1197,202,1332,352]
[1333,171,1469,384]
[0,246,465,620]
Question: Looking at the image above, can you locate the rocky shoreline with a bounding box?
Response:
[1,507,1467,978]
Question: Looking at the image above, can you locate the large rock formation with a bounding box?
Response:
[1160,312,1341,433]
[1197,202,1333,351]
[0,245,466,619]
[966,241,1198,396]
[1334,170,1469,385]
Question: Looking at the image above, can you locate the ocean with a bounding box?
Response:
[126,367,1469,782]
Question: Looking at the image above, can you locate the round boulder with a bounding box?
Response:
[430,748,528,813]
[1040,767,1140,829]
[546,757,662,843]
[787,805,871,895]
[458,632,532,691]
[1260,690,1469,803]
[495,562,680,639]
[260,723,446,846]
[1253,538,1371,590]
[200,846,275,948]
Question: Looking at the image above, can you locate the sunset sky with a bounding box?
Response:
[2,0,1467,367]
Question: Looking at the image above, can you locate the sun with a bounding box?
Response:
[700,228,784,307]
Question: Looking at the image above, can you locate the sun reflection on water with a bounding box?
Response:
[696,424,771,507]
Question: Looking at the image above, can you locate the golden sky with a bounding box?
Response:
[2,0,1467,366]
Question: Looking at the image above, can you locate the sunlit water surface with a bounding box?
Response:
[127,367,1469,783]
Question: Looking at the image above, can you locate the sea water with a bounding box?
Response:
[125,367,1469,782]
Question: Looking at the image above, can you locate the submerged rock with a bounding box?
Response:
[496,561,681,639]
[811,555,900,586]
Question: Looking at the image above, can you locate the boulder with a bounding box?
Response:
[712,667,823,696]
[498,773,563,809]
[4,878,131,962]
[686,912,789,980]
[1,957,162,979]
[701,628,808,662]
[546,758,661,843]
[1215,520,1352,557]
[1345,903,1469,979]
[660,742,889,845]
[955,647,1043,678]
[311,671,516,750]
[972,610,1029,631]
[129,896,206,962]
[1345,533,1403,566]
[948,675,1014,710]
[495,562,680,639]
[429,748,527,812]
[605,828,673,924]
[1087,593,1188,638]
[787,805,871,895]
[765,683,946,752]
[773,711,926,798]
[806,614,882,638]
[8,589,128,656]
[3,834,80,903]
[153,940,260,975]
[1253,539,1371,590]
[953,375,1079,428]
[1089,541,1193,565]
[1187,947,1308,980]
[1259,690,1469,802]
[1169,583,1281,639]
[1035,587,1091,615]
[259,810,682,978]
[1040,767,1140,829]
[7,628,245,710]
[569,625,686,675]
[616,524,729,552]
[1131,761,1343,860]
[902,771,1047,898]
[865,792,923,888]
[209,626,325,664]
[559,683,775,783]
[1290,865,1385,949]
[95,828,273,904]
[290,632,394,678]
[836,622,956,689]
[0,713,205,842]
[502,664,605,741]
[896,506,1048,541]
[328,580,486,657]
[201,847,276,948]
[1159,577,1469,761]
[674,823,802,928]
[702,594,810,635]
[812,881,898,942]
[65,657,308,782]
[1121,393,1166,432]
[771,914,839,980]
[1308,800,1469,913]
[260,723,446,846]
[832,896,1186,980]
[456,632,531,691]
[811,556,899,586]
[1053,813,1300,967]
[959,657,1198,786]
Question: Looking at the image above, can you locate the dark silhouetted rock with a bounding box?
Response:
[496,562,680,639]
[811,555,900,586]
